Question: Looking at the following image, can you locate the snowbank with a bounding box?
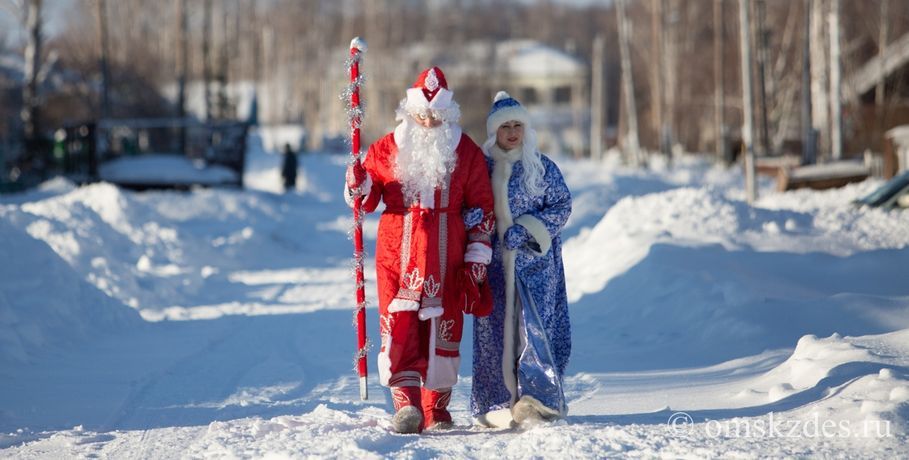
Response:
[0,215,140,364]
[2,148,908,457]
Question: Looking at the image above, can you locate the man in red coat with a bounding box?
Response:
[346,67,495,433]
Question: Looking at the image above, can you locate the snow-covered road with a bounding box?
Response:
[2,132,908,458]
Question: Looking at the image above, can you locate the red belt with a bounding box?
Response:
[383,206,458,215]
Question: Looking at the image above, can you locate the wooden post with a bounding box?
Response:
[714,0,727,164]
[828,0,842,160]
[755,0,770,157]
[810,0,829,158]
[590,34,605,160]
[616,0,641,166]
[876,0,889,141]
[22,0,43,151]
[739,0,758,203]
[95,0,110,120]
[175,0,188,154]
[203,0,213,122]
[801,0,816,165]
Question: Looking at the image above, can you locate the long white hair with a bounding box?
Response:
[482,127,546,198]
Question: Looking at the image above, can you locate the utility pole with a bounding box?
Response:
[739,0,758,203]
[175,0,188,154]
[810,0,829,159]
[95,0,111,120]
[216,0,231,120]
[876,0,889,138]
[616,0,641,166]
[660,0,674,160]
[828,0,842,160]
[650,0,664,156]
[801,0,815,165]
[203,0,213,122]
[590,34,606,160]
[714,0,727,164]
[755,0,770,157]
[22,0,43,156]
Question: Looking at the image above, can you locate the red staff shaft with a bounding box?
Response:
[349,37,368,401]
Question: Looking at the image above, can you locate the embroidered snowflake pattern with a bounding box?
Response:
[423,275,440,298]
[380,314,394,347]
[471,263,487,283]
[402,267,424,291]
[425,68,439,92]
[477,212,496,235]
[438,319,455,342]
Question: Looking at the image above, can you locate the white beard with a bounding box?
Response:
[394,117,459,204]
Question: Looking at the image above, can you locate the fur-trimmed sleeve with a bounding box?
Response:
[462,137,495,257]
[360,141,384,213]
[519,155,571,252]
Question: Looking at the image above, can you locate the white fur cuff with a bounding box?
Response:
[388,298,420,313]
[464,242,492,264]
[418,306,444,321]
[514,214,552,256]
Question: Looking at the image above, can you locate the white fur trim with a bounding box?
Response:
[464,242,492,264]
[490,145,519,405]
[501,250,518,405]
[487,106,530,138]
[343,174,372,208]
[514,394,562,420]
[425,317,460,390]
[477,408,515,428]
[514,214,551,256]
[487,94,531,138]
[388,298,420,313]
[418,306,443,321]
[405,87,455,111]
[378,342,392,386]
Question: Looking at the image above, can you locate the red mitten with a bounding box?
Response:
[459,262,492,317]
[345,159,367,193]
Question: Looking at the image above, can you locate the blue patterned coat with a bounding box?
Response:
[471,153,572,417]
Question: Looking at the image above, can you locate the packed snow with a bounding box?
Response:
[1,131,908,458]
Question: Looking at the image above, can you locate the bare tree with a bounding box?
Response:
[828,0,842,160]
[22,0,42,151]
[95,0,110,119]
[714,0,727,163]
[809,0,829,157]
[616,0,641,165]
[739,0,757,203]
[202,0,212,121]
[175,0,188,152]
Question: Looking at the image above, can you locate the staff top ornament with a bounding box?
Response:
[350,36,368,53]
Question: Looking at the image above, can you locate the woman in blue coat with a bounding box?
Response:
[470,91,572,427]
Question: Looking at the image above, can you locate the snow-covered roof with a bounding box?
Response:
[98,154,239,186]
[502,40,586,78]
[394,39,586,81]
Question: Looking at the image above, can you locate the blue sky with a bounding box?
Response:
[1,0,75,48]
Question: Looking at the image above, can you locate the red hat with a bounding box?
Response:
[404,67,454,111]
